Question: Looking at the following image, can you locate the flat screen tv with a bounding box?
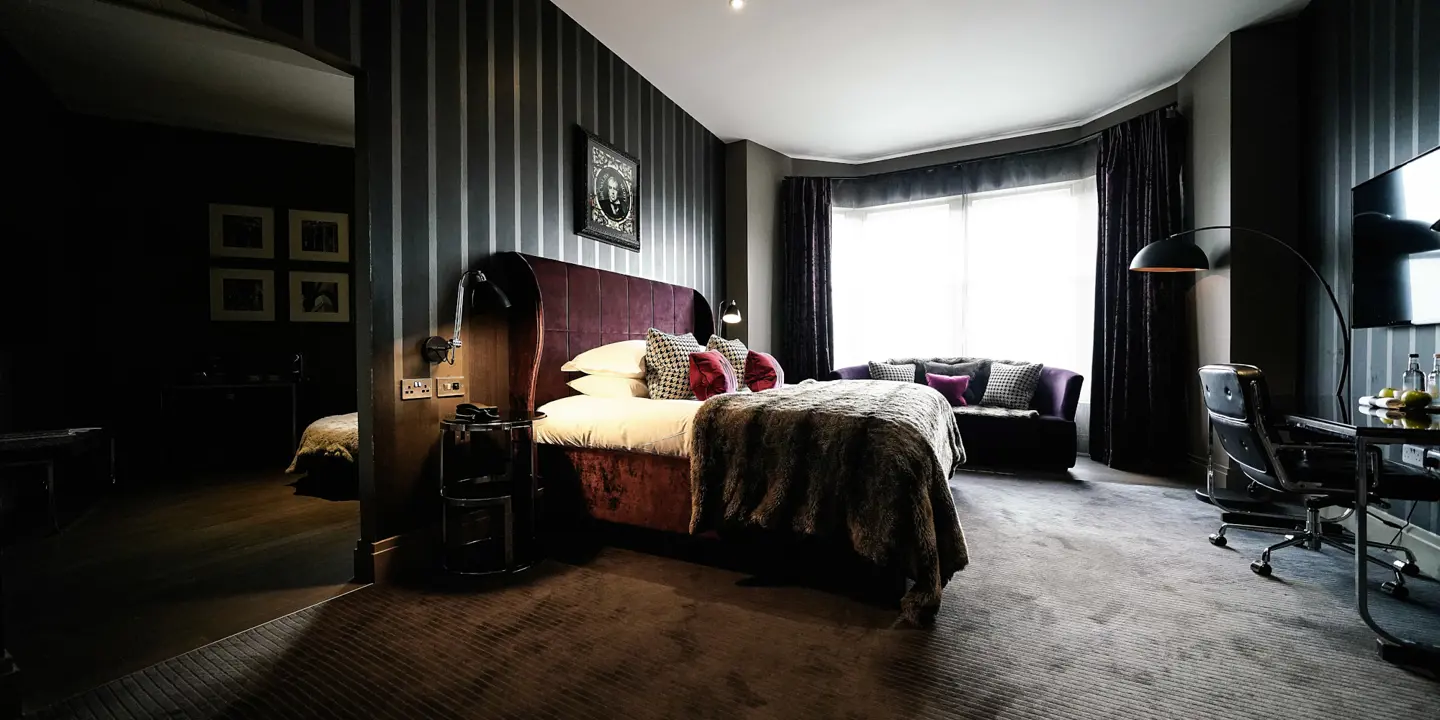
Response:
[1352,145,1440,329]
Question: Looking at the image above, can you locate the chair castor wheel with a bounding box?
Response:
[1393,560,1420,577]
[1208,534,1227,547]
[1250,561,1272,576]
[1381,581,1409,600]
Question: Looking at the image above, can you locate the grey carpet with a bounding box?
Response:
[38,474,1440,719]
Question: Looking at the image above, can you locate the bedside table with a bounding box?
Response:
[438,411,545,575]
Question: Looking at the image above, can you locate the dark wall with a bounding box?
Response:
[1,106,356,474]
[356,0,726,546]
[1299,0,1439,532]
[0,43,67,434]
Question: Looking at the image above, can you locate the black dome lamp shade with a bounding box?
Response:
[1128,225,1350,400]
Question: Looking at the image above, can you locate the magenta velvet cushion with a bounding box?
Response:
[926,373,970,407]
[743,351,785,391]
[689,351,737,400]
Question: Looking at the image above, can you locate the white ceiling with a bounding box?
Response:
[554,0,1308,163]
[0,0,354,147]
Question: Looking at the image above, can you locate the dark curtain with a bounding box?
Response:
[831,142,1096,209]
[1090,107,1191,472]
[779,177,834,381]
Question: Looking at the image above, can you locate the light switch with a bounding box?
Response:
[400,378,434,400]
[436,376,466,398]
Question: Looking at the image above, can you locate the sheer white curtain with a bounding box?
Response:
[831,178,1098,383]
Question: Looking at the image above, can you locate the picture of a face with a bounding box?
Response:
[595,166,632,224]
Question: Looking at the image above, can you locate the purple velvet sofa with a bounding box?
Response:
[827,361,1084,470]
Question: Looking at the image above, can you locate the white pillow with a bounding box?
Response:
[560,340,646,379]
[567,374,649,398]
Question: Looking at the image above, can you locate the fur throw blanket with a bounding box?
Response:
[690,380,968,624]
[286,412,359,473]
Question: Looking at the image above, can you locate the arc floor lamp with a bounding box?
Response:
[1128,225,1350,400]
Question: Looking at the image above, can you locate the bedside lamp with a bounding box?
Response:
[716,300,742,338]
[423,270,511,365]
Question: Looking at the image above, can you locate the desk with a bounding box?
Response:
[0,428,114,532]
[1285,401,1440,665]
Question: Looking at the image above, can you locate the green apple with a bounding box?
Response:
[1400,390,1433,408]
[1379,387,1398,398]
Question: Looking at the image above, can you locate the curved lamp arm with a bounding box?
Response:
[423,270,511,365]
[1163,225,1350,400]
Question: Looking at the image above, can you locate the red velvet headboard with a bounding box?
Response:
[497,252,714,411]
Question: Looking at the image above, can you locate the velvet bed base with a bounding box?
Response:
[539,446,693,535]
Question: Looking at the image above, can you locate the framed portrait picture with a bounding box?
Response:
[210,268,275,321]
[289,271,351,323]
[288,210,350,262]
[209,204,274,259]
[575,128,640,252]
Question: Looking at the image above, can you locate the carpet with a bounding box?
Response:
[38,474,1440,719]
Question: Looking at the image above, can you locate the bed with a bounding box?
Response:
[286,412,359,497]
[499,252,966,622]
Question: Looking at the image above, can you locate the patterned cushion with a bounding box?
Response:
[706,336,748,375]
[981,361,1044,409]
[644,328,704,400]
[868,361,917,383]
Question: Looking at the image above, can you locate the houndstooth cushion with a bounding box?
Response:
[980,361,1044,409]
[645,328,704,399]
[706,336,748,375]
[868,361,918,383]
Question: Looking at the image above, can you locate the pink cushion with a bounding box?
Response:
[926,373,970,407]
[743,351,785,391]
[689,351,737,400]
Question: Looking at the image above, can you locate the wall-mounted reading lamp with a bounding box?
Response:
[716,300,742,338]
[422,270,511,365]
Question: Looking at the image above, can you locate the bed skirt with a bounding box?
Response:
[539,446,692,535]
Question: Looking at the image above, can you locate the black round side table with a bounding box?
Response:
[438,411,545,575]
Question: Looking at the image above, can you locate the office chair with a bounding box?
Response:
[1199,364,1427,599]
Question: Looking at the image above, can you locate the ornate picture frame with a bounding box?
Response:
[575,128,640,252]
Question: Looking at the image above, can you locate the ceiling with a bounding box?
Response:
[553,0,1307,163]
[0,0,354,147]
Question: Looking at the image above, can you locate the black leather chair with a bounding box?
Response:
[1199,364,1427,598]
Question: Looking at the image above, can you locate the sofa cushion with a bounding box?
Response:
[951,409,1077,469]
[926,360,990,405]
[982,361,1044,409]
[868,361,917,383]
[925,373,970,406]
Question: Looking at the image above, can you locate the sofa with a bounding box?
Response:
[828,358,1084,470]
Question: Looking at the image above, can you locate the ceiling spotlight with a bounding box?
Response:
[730,0,745,9]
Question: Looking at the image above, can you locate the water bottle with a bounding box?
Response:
[1402,353,1425,393]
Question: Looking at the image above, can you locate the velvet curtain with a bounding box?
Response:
[779,177,835,381]
[831,142,1096,209]
[1090,107,1191,471]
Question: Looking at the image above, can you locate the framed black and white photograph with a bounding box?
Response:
[288,210,350,262]
[210,268,275,321]
[288,271,351,323]
[209,204,274,259]
[575,128,640,252]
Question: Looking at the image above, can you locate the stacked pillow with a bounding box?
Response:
[642,330,787,400]
[871,356,1043,410]
[562,339,650,398]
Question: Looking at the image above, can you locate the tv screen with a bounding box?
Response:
[1352,145,1440,329]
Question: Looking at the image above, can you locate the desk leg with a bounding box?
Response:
[1356,439,1438,665]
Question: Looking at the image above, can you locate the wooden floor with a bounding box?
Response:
[2,468,360,711]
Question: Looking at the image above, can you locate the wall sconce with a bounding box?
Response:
[716,300,741,338]
[423,270,511,365]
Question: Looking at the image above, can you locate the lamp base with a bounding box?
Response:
[422,336,453,364]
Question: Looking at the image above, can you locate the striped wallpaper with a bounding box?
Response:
[357,0,726,541]
[1299,0,1439,532]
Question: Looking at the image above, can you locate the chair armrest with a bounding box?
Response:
[829,365,871,381]
[1032,367,1083,421]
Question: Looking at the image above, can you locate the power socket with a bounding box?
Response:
[1401,445,1428,468]
[400,378,434,401]
[435,376,466,398]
